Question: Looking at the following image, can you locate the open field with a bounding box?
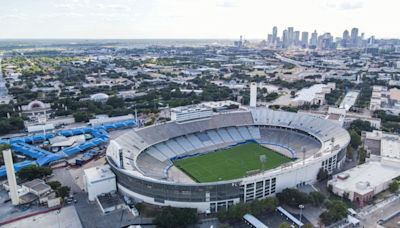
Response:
[174,142,292,182]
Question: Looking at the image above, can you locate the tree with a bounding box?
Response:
[56,186,70,198]
[317,168,329,182]
[350,119,375,135]
[47,181,62,190]
[154,207,198,228]
[0,144,12,166]
[73,112,92,122]
[106,96,125,109]
[309,191,326,206]
[277,188,309,208]
[342,192,350,200]
[279,222,292,228]
[18,165,52,181]
[389,181,399,193]
[0,144,11,151]
[358,148,367,164]
[217,198,278,223]
[349,130,362,149]
[346,146,354,160]
[319,200,348,226]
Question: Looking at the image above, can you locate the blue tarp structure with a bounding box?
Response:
[11,143,53,159]
[36,153,65,166]
[0,119,136,177]
[0,160,36,177]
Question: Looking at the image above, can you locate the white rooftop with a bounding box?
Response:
[329,160,400,195]
[89,114,134,126]
[294,84,326,102]
[339,91,359,111]
[381,134,400,159]
[84,165,115,183]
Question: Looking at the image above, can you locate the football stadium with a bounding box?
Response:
[106,107,350,212]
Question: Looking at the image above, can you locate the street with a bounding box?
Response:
[358,195,400,227]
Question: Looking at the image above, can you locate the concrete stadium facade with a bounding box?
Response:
[106,108,350,212]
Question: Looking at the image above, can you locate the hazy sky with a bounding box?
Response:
[0,0,399,39]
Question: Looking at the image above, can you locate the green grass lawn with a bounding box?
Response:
[174,142,292,183]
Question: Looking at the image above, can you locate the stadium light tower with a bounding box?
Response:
[299,204,305,223]
[260,155,267,171]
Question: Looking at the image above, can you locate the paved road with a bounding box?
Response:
[0,55,10,98]
[358,195,400,227]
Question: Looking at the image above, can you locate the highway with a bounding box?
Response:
[358,194,400,227]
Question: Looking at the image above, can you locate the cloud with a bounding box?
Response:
[216,0,237,8]
[325,0,365,11]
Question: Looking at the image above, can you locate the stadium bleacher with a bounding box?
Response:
[206,130,224,144]
[186,134,205,149]
[129,109,349,181]
[217,128,234,143]
[227,127,244,142]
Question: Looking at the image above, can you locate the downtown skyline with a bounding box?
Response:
[0,0,399,39]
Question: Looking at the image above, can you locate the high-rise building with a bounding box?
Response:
[294,31,300,45]
[282,29,288,48]
[310,30,318,48]
[272,26,278,44]
[267,34,273,44]
[342,30,350,47]
[320,33,334,50]
[368,36,375,45]
[351,28,359,47]
[287,27,294,45]
[342,30,350,41]
[301,31,309,48]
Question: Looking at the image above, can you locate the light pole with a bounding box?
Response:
[299,204,305,224]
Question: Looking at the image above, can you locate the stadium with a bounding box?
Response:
[106,107,350,213]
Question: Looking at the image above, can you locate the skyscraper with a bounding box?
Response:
[287,27,294,46]
[267,34,273,44]
[351,28,359,47]
[310,30,318,48]
[282,29,288,48]
[294,31,300,45]
[272,26,278,44]
[342,30,350,47]
[342,30,350,41]
[301,31,309,48]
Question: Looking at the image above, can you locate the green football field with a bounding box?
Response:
[174,142,292,183]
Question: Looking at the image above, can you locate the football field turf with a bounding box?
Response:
[174,142,292,183]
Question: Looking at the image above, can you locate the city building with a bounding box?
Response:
[170,105,213,122]
[21,100,52,123]
[291,83,336,106]
[89,114,135,127]
[301,32,309,48]
[90,93,109,103]
[351,28,359,47]
[339,91,359,111]
[369,86,400,114]
[84,165,117,201]
[328,158,400,207]
[310,30,318,48]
